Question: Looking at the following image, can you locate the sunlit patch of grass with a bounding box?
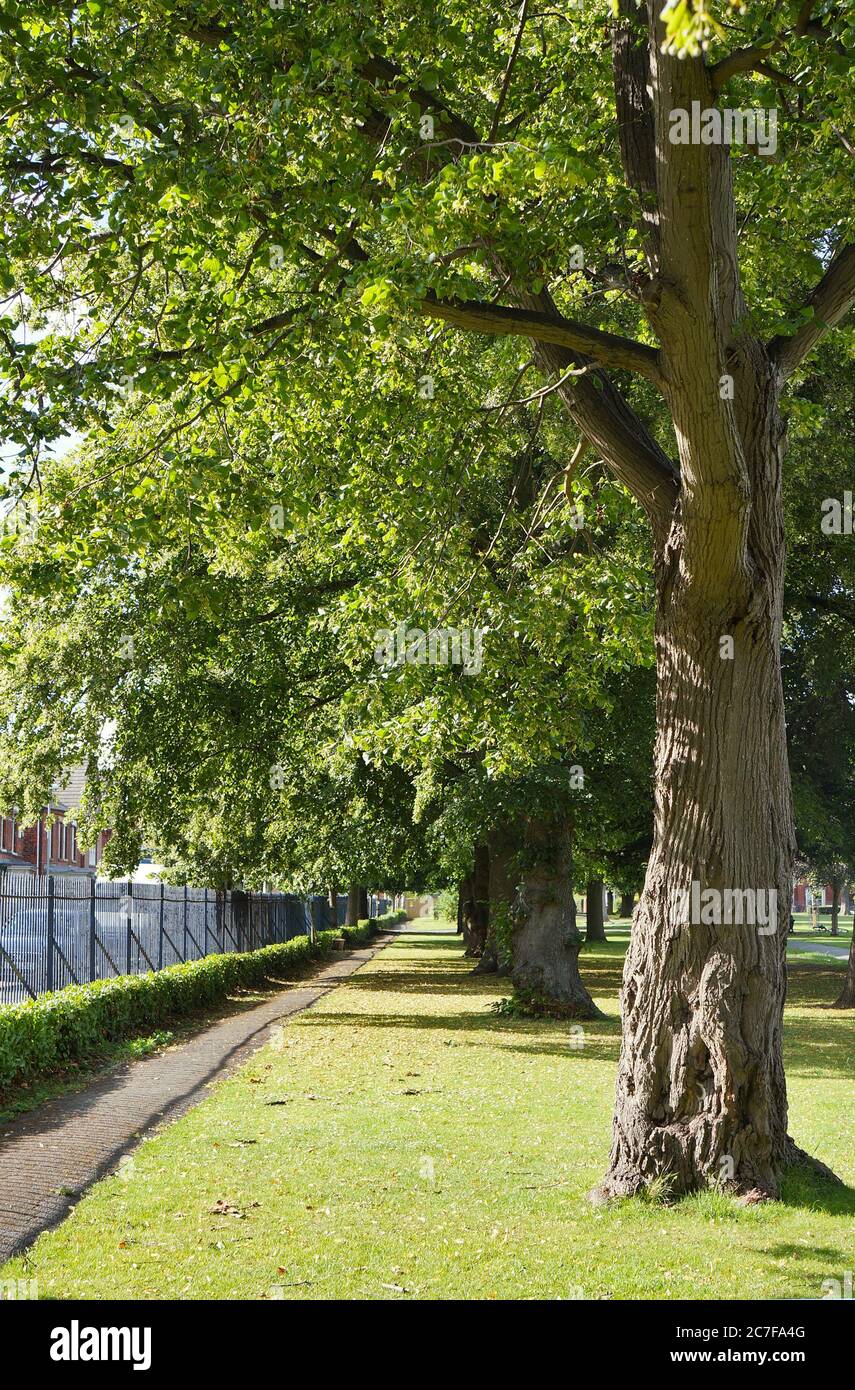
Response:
[677,1188,762,1223]
[2,922,852,1301]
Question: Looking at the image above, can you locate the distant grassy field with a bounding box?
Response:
[3,922,852,1300]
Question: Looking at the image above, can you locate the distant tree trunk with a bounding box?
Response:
[231,889,250,950]
[512,819,602,1017]
[345,884,361,927]
[473,832,513,975]
[618,891,634,918]
[462,844,489,957]
[458,873,476,951]
[830,878,841,936]
[358,886,369,920]
[833,930,855,1009]
[327,884,339,931]
[607,888,614,915]
[585,879,607,942]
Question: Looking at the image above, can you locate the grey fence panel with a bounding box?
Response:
[0,874,329,1007]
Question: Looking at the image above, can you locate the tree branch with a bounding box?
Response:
[6,151,135,182]
[611,0,659,270]
[769,243,855,377]
[416,293,663,382]
[710,39,791,89]
[709,1,838,88]
[175,37,680,534]
[488,0,530,142]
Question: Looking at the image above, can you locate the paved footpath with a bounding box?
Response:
[0,934,397,1263]
[788,938,850,959]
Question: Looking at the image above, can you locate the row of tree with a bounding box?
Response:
[0,0,852,1199]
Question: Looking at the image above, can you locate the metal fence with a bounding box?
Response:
[0,874,389,1007]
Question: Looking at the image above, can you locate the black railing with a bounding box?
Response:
[0,874,389,1006]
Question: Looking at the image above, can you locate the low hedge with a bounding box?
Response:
[0,910,411,1092]
[339,911,407,946]
[0,928,343,1091]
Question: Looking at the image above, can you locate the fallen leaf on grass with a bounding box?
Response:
[209,1199,261,1218]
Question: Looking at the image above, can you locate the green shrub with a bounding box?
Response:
[339,911,406,945]
[340,919,376,946]
[0,930,340,1091]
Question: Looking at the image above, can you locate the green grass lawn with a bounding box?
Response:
[587,913,853,944]
[3,921,853,1300]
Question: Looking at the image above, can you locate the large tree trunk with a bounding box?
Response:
[345,883,363,927]
[598,421,801,1198]
[618,891,635,918]
[461,844,489,957]
[585,879,607,942]
[833,931,855,1009]
[830,878,840,936]
[590,9,840,1202]
[327,883,339,931]
[472,830,513,975]
[512,819,602,1017]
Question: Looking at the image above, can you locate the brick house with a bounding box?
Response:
[0,767,111,878]
[791,880,853,913]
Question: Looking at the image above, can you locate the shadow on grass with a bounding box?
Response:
[786,961,852,1007]
[378,939,851,1077]
[778,1164,855,1217]
[348,964,625,1007]
[298,1007,621,1061]
[347,969,512,997]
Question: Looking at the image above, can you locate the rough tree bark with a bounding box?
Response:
[833,930,855,1009]
[585,879,607,942]
[512,819,602,1017]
